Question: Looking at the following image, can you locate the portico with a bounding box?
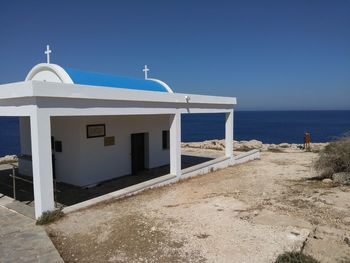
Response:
[0,78,235,218]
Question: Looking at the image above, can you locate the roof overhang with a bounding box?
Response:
[0,81,236,106]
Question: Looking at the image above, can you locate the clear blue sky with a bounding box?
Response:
[0,0,349,110]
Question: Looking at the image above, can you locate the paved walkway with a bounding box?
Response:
[0,204,63,263]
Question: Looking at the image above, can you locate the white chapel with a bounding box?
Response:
[0,46,239,218]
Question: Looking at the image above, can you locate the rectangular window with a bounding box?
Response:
[162,130,170,150]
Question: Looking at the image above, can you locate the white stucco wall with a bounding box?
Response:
[19,114,171,186]
[51,117,82,183]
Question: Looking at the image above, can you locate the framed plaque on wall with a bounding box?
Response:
[86,124,106,138]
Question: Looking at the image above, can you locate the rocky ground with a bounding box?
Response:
[182,139,328,152]
[46,146,350,263]
[0,155,17,165]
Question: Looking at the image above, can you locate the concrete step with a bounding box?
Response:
[4,200,35,219]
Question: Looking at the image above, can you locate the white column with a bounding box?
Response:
[170,112,181,176]
[225,109,234,158]
[30,109,55,218]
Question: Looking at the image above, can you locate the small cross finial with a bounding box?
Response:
[143,65,150,79]
[44,45,52,64]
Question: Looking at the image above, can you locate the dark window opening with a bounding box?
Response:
[162,130,170,150]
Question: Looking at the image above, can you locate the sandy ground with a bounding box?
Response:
[46,150,350,263]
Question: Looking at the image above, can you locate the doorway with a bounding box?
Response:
[131,133,146,175]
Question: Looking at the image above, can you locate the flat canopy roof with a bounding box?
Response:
[0,81,236,106]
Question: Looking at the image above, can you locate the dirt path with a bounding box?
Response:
[46,151,350,263]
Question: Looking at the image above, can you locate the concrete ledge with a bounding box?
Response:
[0,194,14,206]
[181,156,233,179]
[4,201,35,219]
[0,195,35,219]
[182,156,230,175]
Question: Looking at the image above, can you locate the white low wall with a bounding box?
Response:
[63,150,260,214]
[181,156,233,179]
[180,150,260,179]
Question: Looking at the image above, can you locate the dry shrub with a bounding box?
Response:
[36,209,64,225]
[275,252,319,263]
[314,136,350,179]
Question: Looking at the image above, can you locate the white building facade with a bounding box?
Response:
[0,62,236,218]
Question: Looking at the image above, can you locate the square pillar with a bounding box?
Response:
[225,110,234,158]
[30,109,55,218]
[170,112,181,177]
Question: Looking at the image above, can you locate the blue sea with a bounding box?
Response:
[1,111,350,156]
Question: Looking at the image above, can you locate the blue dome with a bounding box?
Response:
[65,68,170,93]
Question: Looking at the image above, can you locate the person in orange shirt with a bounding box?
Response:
[304,132,311,151]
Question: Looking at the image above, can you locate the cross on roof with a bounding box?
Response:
[45,45,52,64]
[143,65,150,79]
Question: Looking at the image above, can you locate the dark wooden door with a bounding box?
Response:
[131,133,145,175]
[51,136,56,179]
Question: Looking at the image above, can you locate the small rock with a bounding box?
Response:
[261,144,269,151]
[322,178,333,184]
[290,144,298,149]
[332,172,350,184]
[279,143,290,148]
[290,231,300,236]
[342,217,350,224]
[268,144,279,150]
[240,140,263,151]
[0,155,18,164]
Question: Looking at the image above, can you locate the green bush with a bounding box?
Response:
[36,209,64,225]
[275,252,319,263]
[314,136,350,179]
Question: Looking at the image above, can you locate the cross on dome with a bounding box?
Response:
[45,45,52,64]
[143,65,150,79]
